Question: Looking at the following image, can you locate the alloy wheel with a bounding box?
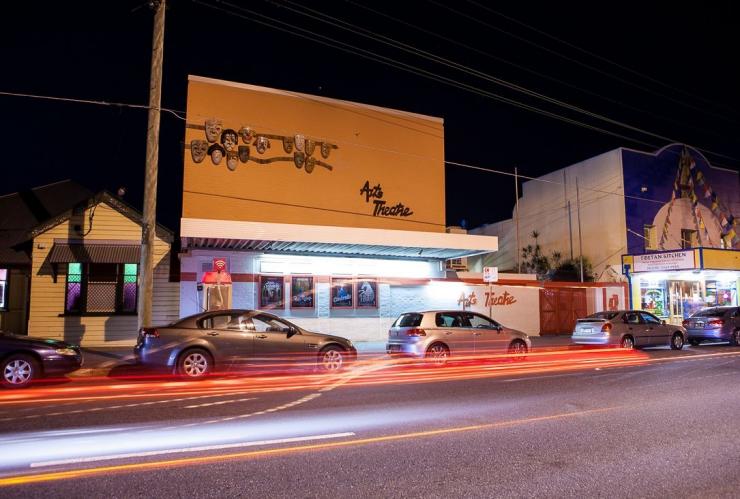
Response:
[621,337,634,349]
[321,349,343,371]
[183,353,208,377]
[427,344,449,365]
[3,359,33,386]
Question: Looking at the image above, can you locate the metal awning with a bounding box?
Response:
[181,218,498,260]
[48,242,141,264]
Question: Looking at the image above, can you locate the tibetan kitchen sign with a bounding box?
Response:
[632,250,697,272]
[182,75,445,232]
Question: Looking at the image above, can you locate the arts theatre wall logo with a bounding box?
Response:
[187,119,338,174]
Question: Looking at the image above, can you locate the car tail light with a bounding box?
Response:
[682,320,689,327]
[601,323,612,334]
[141,327,159,338]
[708,319,724,327]
[406,328,426,337]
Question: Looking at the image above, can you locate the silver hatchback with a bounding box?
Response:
[572,310,687,350]
[386,310,531,364]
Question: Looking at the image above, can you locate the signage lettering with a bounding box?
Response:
[484,290,517,307]
[360,180,414,219]
[633,250,695,272]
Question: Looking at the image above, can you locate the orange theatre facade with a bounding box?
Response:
[178,76,500,341]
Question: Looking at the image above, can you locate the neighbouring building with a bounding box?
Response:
[470,144,740,324]
[0,181,179,346]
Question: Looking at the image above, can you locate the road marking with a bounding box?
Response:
[184,397,255,409]
[4,406,618,486]
[29,432,355,468]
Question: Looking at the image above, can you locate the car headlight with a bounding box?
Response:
[55,348,78,356]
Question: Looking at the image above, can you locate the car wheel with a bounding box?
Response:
[176,349,213,379]
[689,339,701,347]
[1,354,38,389]
[670,333,684,350]
[507,339,528,360]
[620,336,635,350]
[425,343,449,366]
[730,330,740,347]
[319,346,345,372]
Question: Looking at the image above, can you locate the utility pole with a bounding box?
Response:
[138,0,165,331]
[514,166,521,274]
[576,177,584,283]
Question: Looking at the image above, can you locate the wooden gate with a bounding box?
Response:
[539,287,587,335]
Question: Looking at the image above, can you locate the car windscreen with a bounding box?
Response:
[586,312,619,320]
[692,308,727,317]
[393,313,423,327]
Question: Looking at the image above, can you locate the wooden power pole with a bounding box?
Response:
[138,0,165,330]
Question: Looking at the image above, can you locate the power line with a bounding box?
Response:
[342,0,734,142]
[198,0,737,167]
[277,0,738,163]
[0,90,186,120]
[465,0,738,115]
[429,0,740,125]
[195,1,664,151]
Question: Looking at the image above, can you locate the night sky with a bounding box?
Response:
[3,0,739,232]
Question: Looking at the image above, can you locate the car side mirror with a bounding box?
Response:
[287,326,299,338]
[661,320,666,325]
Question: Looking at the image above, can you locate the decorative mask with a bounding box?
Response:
[320,142,331,159]
[282,136,294,154]
[238,126,255,144]
[204,119,223,143]
[226,151,238,171]
[221,129,238,152]
[208,144,225,165]
[305,139,316,156]
[238,145,250,163]
[293,151,306,169]
[294,134,305,152]
[190,140,208,163]
[305,156,316,174]
[255,136,270,154]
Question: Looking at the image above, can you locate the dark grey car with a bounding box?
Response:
[134,310,356,378]
[683,306,740,346]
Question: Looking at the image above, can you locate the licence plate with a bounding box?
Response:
[388,345,401,352]
[582,327,593,333]
[696,322,704,327]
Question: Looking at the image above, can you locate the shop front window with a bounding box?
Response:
[65,263,138,314]
[640,279,667,318]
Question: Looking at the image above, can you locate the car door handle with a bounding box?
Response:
[473,332,482,336]
[207,332,219,336]
[256,334,268,339]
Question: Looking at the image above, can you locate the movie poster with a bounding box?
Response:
[356,278,378,308]
[291,276,314,309]
[260,275,284,309]
[331,278,354,308]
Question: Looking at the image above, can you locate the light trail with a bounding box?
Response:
[0,406,620,487]
[2,348,739,409]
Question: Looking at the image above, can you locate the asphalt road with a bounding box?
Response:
[1,343,739,498]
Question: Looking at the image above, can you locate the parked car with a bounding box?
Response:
[1,331,82,388]
[683,306,740,346]
[134,310,356,378]
[386,310,531,365]
[571,310,687,350]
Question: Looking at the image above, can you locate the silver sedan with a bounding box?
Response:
[571,310,687,350]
